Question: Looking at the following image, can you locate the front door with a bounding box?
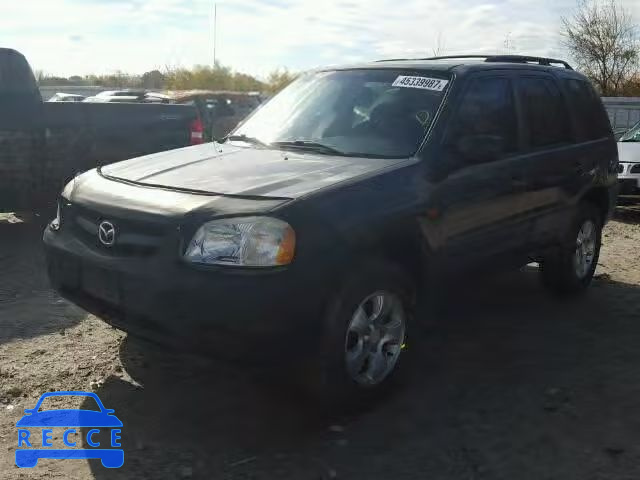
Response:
[426,73,529,269]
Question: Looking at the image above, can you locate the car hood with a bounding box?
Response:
[617,142,640,163]
[100,143,409,199]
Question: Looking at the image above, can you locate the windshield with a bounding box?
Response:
[620,120,640,142]
[233,69,449,158]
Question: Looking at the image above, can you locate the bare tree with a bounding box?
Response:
[561,0,639,95]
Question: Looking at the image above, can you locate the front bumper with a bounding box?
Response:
[618,177,640,195]
[618,163,640,195]
[43,226,327,362]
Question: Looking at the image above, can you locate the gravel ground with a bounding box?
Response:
[1,203,640,480]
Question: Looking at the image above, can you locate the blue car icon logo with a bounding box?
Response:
[15,391,123,468]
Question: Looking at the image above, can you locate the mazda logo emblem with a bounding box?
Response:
[98,221,116,246]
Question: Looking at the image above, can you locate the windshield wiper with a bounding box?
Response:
[223,134,268,148]
[271,140,346,156]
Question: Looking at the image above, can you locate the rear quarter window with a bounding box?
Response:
[564,79,611,141]
[518,77,572,149]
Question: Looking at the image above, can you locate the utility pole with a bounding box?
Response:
[213,2,217,67]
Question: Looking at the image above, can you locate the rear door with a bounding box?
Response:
[0,49,44,211]
[432,72,529,267]
[514,73,582,249]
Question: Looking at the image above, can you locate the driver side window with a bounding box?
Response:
[447,77,518,158]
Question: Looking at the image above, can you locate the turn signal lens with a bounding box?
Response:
[276,225,296,264]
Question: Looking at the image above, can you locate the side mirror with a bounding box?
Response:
[456,134,505,163]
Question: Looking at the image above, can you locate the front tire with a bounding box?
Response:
[540,203,602,295]
[308,259,415,407]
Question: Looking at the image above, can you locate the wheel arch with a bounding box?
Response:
[342,216,430,288]
[581,186,611,225]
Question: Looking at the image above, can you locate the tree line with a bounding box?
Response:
[36,64,297,95]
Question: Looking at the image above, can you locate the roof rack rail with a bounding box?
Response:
[420,55,573,70]
[374,58,413,62]
[375,55,491,63]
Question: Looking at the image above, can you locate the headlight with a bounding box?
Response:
[183,217,296,267]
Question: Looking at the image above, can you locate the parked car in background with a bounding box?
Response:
[84,95,138,103]
[166,90,264,141]
[45,55,617,405]
[81,90,264,142]
[48,92,85,102]
[0,47,200,212]
[83,90,140,102]
[84,90,171,103]
[602,97,640,138]
[39,86,105,102]
[618,120,640,196]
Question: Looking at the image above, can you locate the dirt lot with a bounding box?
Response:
[1,204,640,480]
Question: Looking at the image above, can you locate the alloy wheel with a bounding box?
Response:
[344,291,406,386]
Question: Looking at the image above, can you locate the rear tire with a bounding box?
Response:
[540,203,602,295]
[305,259,415,408]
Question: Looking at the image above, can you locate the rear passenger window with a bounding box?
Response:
[519,77,571,148]
[447,77,517,154]
[564,79,611,140]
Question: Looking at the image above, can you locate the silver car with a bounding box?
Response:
[618,121,640,196]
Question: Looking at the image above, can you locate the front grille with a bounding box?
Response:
[618,164,625,174]
[63,203,171,256]
[631,164,640,174]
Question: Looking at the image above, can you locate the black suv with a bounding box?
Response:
[44,55,618,402]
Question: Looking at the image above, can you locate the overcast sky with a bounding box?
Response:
[4,0,640,78]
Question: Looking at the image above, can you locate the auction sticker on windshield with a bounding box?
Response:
[392,76,449,91]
